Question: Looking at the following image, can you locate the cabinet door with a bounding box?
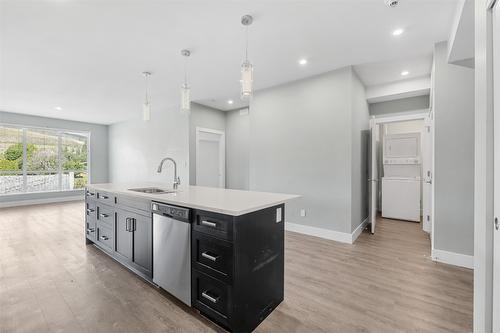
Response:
[115,210,133,263]
[132,213,152,277]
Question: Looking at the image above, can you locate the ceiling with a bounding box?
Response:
[0,0,457,124]
[353,54,433,87]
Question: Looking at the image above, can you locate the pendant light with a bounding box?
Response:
[240,15,253,100]
[180,49,191,114]
[142,71,152,121]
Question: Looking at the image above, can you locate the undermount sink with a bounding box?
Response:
[128,187,176,194]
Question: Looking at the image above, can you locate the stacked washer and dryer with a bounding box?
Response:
[381,133,421,222]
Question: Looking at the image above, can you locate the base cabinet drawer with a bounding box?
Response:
[85,217,96,241]
[193,210,233,241]
[192,231,233,283]
[97,205,114,229]
[192,270,231,326]
[96,223,114,252]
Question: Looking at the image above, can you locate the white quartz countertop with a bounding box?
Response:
[87,183,299,216]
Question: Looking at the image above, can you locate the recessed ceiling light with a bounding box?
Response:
[227,100,234,105]
[401,71,409,76]
[54,106,62,111]
[392,28,404,36]
[298,58,308,65]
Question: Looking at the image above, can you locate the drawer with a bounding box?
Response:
[192,270,231,321]
[97,191,115,205]
[85,201,96,220]
[85,188,96,199]
[97,205,114,229]
[193,210,233,241]
[96,223,113,252]
[85,217,96,241]
[192,231,233,283]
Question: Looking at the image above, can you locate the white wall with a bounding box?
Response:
[369,95,429,116]
[108,106,189,187]
[433,41,475,257]
[226,108,250,190]
[188,103,226,185]
[246,67,369,234]
[0,111,109,203]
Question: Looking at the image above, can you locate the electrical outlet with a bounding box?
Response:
[300,209,306,217]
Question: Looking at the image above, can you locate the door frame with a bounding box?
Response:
[195,127,226,188]
[369,111,433,242]
[492,1,500,331]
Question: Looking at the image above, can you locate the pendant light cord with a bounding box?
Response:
[184,56,188,86]
[145,74,149,105]
[245,25,249,62]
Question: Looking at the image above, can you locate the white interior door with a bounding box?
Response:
[422,111,434,234]
[369,120,379,234]
[196,127,225,188]
[493,2,500,331]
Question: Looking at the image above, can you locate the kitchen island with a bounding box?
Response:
[85,183,298,333]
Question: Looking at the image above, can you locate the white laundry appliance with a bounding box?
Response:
[382,133,421,222]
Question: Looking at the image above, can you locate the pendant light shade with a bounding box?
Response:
[240,61,253,100]
[142,72,151,121]
[180,83,190,113]
[180,49,191,114]
[240,15,253,100]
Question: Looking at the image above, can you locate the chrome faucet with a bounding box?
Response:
[157,157,180,190]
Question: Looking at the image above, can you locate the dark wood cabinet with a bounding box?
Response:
[191,204,285,333]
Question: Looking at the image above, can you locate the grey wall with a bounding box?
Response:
[108,106,189,186]
[248,67,355,233]
[225,108,250,190]
[0,111,109,203]
[350,71,370,232]
[369,95,430,116]
[188,103,226,185]
[433,41,474,256]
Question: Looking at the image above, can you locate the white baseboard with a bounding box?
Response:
[0,196,84,208]
[432,249,474,269]
[351,218,368,243]
[285,222,352,244]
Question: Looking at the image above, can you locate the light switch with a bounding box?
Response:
[300,209,306,217]
[276,208,282,223]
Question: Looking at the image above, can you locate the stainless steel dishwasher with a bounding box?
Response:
[152,202,191,306]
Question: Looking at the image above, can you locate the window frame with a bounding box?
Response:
[0,122,91,196]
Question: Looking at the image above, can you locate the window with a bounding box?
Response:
[0,124,89,195]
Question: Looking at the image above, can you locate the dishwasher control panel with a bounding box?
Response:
[152,202,191,222]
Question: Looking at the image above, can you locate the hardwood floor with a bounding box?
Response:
[0,202,473,333]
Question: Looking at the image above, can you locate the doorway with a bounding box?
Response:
[368,112,434,247]
[195,127,225,188]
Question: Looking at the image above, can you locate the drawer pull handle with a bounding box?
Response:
[87,192,95,196]
[100,235,109,241]
[201,291,219,304]
[201,220,217,228]
[86,208,95,213]
[86,228,95,233]
[99,213,109,218]
[100,195,109,199]
[201,252,219,262]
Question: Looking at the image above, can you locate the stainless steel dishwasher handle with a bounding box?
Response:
[201,220,217,228]
[201,252,219,262]
[201,291,219,304]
